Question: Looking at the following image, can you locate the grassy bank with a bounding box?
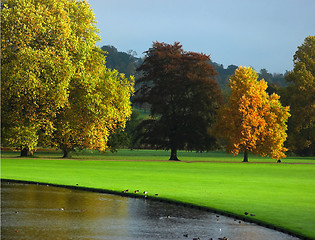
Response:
[1,150,315,239]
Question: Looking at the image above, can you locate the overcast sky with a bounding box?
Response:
[88,0,315,73]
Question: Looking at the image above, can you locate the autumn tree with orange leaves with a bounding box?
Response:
[214,66,290,162]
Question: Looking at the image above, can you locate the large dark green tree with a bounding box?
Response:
[284,36,315,156]
[134,42,223,160]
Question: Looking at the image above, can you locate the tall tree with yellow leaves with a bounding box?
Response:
[1,0,134,157]
[214,66,290,162]
[53,61,134,158]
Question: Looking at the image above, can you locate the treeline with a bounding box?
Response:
[104,39,314,157]
[102,45,287,90]
[101,45,143,82]
[3,0,312,159]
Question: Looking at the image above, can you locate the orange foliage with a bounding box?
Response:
[214,66,290,160]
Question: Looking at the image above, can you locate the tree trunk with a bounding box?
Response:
[62,149,72,158]
[20,146,34,157]
[243,150,248,162]
[169,148,180,161]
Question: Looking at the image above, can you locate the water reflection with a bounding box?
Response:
[1,182,299,240]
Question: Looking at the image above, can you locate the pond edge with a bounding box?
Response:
[1,178,312,240]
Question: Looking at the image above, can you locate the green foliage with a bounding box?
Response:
[107,109,142,152]
[212,64,287,91]
[211,63,238,90]
[134,42,223,160]
[101,45,143,80]
[285,36,315,156]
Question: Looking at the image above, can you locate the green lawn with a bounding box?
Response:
[1,150,315,239]
[2,148,315,163]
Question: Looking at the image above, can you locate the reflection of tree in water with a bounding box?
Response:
[2,182,300,240]
[1,182,129,239]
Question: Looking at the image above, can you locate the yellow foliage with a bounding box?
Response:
[214,66,290,160]
[1,0,134,153]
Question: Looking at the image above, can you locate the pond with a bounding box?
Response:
[1,182,300,240]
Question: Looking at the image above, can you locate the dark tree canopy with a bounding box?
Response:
[284,36,315,156]
[134,42,223,160]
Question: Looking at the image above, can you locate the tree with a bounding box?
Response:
[134,42,223,160]
[214,66,290,162]
[53,63,134,158]
[1,0,81,156]
[107,109,142,152]
[101,45,140,78]
[1,0,134,157]
[284,36,315,156]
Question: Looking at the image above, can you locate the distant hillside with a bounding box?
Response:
[101,45,287,91]
[101,45,143,80]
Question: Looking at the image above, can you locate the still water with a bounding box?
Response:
[1,182,300,240]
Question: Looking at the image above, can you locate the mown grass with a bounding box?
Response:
[2,148,315,163]
[1,150,315,239]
